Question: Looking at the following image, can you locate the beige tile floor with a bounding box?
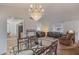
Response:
[59,43,79,55]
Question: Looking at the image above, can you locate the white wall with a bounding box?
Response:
[0,15,7,54]
[23,16,63,33]
[63,20,79,33]
[7,23,17,36]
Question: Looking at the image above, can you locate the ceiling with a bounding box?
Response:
[0,3,79,23]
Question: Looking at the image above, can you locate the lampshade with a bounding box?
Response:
[68,30,74,34]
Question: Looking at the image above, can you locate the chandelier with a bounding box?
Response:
[28,4,44,21]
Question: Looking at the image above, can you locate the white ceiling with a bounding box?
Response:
[0,3,79,23]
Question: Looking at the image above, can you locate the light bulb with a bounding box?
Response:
[30,4,33,8]
[42,9,44,12]
[39,5,42,8]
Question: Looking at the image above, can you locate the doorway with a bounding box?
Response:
[7,17,24,54]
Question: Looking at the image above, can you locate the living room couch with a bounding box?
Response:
[36,31,63,38]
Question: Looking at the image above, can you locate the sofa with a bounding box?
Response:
[36,31,63,38]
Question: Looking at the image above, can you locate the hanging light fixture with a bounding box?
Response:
[28,4,44,21]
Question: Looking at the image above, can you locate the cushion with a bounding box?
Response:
[47,32,53,37]
[47,32,63,38]
[36,31,45,37]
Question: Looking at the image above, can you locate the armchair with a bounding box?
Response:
[59,31,75,46]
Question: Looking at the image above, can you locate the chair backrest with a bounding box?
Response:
[66,33,75,40]
[35,40,58,55]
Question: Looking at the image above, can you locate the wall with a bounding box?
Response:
[24,18,63,32]
[63,20,79,33]
[7,23,17,36]
[0,15,7,54]
[23,13,62,32]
